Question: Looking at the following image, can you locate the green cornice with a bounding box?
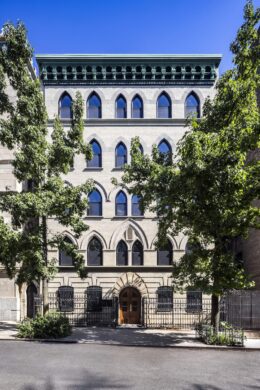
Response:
[36,53,222,86]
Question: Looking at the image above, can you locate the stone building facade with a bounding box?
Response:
[33,54,221,325]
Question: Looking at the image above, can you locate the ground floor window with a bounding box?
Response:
[157,286,173,311]
[86,286,102,312]
[186,291,202,312]
[57,286,74,312]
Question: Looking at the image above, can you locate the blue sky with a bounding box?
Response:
[1,0,257,74]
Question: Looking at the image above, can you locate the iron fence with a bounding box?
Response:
[143,297,212,329]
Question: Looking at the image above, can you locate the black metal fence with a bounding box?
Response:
[143,297,212,329]
[33,290,260,330]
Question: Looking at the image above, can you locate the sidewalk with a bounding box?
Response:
[1,321,260,349]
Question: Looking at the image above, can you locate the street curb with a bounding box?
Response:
[1,337,260,351]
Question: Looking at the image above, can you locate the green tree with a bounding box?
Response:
[0,22,93,312]
[120,1,260,327]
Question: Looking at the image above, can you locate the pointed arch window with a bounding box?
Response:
[59,236,74,266]
[116,95,127,118]
[157,92,172,118]
[88,140,102,168]
[132,240,143,266]
[87,92,102,118]
[115,142,127,168]
[87,237,103,266]
[132,195,143,216]
[88,189,102,216]
[59,92,72,119]
[132,95,143,118]
[158,139,172,164]
[116,240,128,265]
[185,92,200,118]
[115,191,127,216]
[157,239,173,265]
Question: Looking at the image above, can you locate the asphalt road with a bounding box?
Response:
[0,341,259,390]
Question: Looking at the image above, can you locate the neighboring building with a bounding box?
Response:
[34,54,221,325]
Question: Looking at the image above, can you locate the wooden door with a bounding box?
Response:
[119,287,141,324]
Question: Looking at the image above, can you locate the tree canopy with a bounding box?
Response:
[121,0,260,297]
[0,22,93,287]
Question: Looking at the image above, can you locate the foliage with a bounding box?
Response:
[196,322,244,346]
[17,313,71,339]
[0,21,93,286]
[120,1,260,297]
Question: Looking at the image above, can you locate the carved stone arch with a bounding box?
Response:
[154,134,175,153]
[85,89,105,105]
[180,89,203,104]
[61,231,78,247]
[111,272,149,298]
[110,89,129,104]
[178,235,189,251]
[91,180,108,202]
[109,218,149,250]
[86,134,106,152]
[107,186,128,202]
[153,89,175,103]
[150,234,177,250]
[56,90,74,104]
[80,230,107,250]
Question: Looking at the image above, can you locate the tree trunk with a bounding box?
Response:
[211,294,220,331]
[42,216,49,314]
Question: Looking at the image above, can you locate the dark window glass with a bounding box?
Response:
[87,93,102,118]
[88,140,102,168]
[86,286,102,311]
[132,240,143,266]
[116,95,127,118]
[185,93,200,118]
[158,140,172,164]
[157,93,171,118]
[57,286,74,312]
[59,237,74,266]
[116,240,128,265]
[59,93,72,119]
[88,189,102,216]
[157,239,173,265]
[186,291,202,312]
[115,142,127,168]
[87,237,103,266]
[115,191,127,216]
[139,144,144,154]
[157,286,173,311]
[132,95,143,118]
[132,195,143,216]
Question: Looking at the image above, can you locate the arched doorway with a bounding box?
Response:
[26,283,37,318]
[119,287,141,325]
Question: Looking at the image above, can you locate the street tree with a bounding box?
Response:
[0,22,93,312]
[120,1,260,327]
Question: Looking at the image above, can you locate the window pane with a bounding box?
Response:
[185,94,200,118]
[115,143,127,167]
[157,240,172,265]
[157,287,173,311]
[58,286,74,312]
[116,96,127,118]
[59,237,73,266]
[157,94,171,118]
[132,241,143,265]
[132,96,143,118]
[132,195,143,216]
[88,190,102,216]
[60,94,72,119]
[88,238,102,266]
[116,203,127,216]
[186,291,202,312]
[116,241,128,265]
[88,141,102,168]
[88,94,102,119]
[86,287,102,311]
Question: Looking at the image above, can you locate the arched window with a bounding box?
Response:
[59,92,72,119]
[88,189,102,216]
[116,95,127,118]
[139,144,144,154]
[115,191,127,216]
[132,195,143,216]
[87,92,102,118]
[157,92,171,118]
[115,142,127,168]
[86,286,102,312]
[87,237,103,266]
[158,139,172,164]
[116,240,128,265]
[88,140,102,168]
[185,92,200,118]
[157,286,173,311]
[132,95,143,118]
[59,236,74,266]
[157,239,173,265]
[57,286,74,312]
[132,240,143,266]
